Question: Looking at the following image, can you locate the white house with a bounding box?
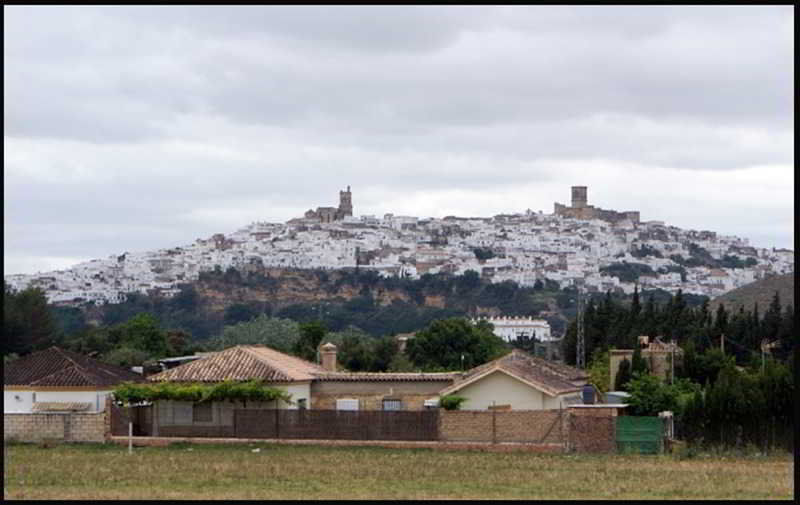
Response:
[475,316,554,342]
[3,347,145,414]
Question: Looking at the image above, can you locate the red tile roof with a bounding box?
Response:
[313,372,456,382]
[147,345,327,383]
[438,349,587,397]
[3,347,145,387]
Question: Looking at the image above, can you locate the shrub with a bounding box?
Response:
[439,395,467,410]
[112,380,291,406]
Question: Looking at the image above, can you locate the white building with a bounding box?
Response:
[475,316,554,342]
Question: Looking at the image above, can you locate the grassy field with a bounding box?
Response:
[3,442,793,500]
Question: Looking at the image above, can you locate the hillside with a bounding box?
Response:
[709,272,795,314]
[72,266,710,344]
[7,205,793,309]
[76,268,574,341]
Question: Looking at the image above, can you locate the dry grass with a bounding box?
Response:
[4,442,793,500]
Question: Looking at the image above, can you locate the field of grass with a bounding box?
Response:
[3,441,793,500]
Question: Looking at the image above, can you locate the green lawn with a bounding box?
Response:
[3,442,793,500]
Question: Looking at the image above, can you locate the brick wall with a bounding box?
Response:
[440,409,564,443]
[311,380,446,411]
[312,393,435,411]
[4,412,106,443]
[566,407,618,452]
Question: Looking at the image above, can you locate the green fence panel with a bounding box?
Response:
[616,416,664,454]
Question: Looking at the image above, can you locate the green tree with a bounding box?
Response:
[3,282,58,355]
[166,329,192,356]
[118,313,168,357]
[626,372,678,416]
[614,358,632,391]
[681,390,706,445]
[405,318,507,371]
[211,315,300,353]
[371,336,400,372]
[223,303,261,326]
[587,348,611,393]
[322,327,373,371]
[387,351,416,372]
[293,321,327,362]
[101,346,150,368]
[631,346,649,375]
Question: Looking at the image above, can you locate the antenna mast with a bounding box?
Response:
[576,279,585,369]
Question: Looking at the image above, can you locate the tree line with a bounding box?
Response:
[575,286,794,451]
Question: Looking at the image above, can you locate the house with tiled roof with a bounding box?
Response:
[3,346,145,414]
[142,344,591,436]
[438,349,586,410]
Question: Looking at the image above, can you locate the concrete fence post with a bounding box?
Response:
[274,406,280,439]
[492,401,497,444]
[104,396,113,442]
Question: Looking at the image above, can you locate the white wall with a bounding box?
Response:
[283,383,310,409]
[3,389,112,413]
[4,390,34,413]
[456,370,554,410]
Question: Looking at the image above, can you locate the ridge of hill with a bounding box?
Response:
[708,272,794,314]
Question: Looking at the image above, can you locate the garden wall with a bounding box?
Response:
[439,409,565,444]
[4,413,106,443]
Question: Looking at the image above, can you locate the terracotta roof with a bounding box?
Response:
[313,372,457,382]
[147,345,327,383]
[4,347,145,387]
[438,349,587,397]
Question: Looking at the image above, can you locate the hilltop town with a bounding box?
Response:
[5,186,794,307]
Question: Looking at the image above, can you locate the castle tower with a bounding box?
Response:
[338,185,353,217]
[571,186,587,209]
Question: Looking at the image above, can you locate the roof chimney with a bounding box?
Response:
[320,342,337,372]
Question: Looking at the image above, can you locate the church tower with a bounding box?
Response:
[338,185,353,218]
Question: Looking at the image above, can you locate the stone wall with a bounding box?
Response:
[440,409,565,444]
[4,412,106,443]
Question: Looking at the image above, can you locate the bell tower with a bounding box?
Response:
[338,185,353,217]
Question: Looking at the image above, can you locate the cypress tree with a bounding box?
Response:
[631,345,649,374]
[614,357,632,391]
[714,304,729,337]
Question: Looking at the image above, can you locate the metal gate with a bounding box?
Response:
[616,416,664,454]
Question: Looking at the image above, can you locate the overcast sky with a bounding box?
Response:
[4,6,794,275]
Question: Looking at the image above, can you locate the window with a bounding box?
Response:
[382,399,402,411]
[192,402,213,423]
[297,398,307,410]
[336,399,359,411]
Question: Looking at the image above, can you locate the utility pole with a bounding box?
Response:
[720,333,725,355]
[670,338,675,385]
[576,280,585,370]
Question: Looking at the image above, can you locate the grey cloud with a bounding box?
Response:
[106,6,490,53]
[3,6,794,274]
[4,5,792,151]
